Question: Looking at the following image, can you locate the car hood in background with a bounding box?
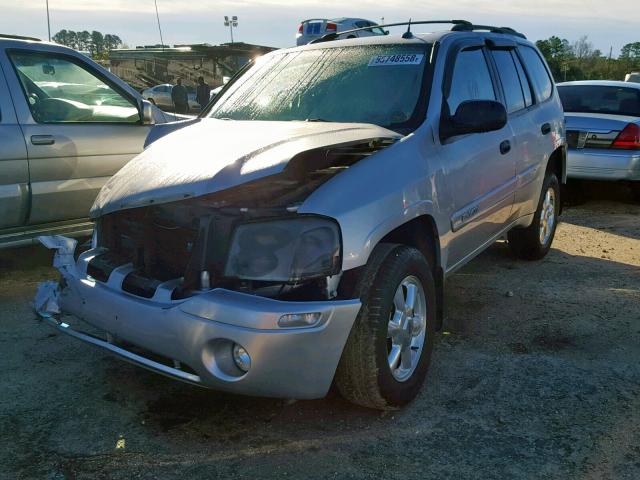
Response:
[90,119,400,217]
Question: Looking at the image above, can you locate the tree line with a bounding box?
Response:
[52,30,124,59]
[536,36,640,82]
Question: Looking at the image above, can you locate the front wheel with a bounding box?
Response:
[335,244,436,410]
[508,171,560,260]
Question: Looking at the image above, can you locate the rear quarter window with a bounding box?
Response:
[519,46,554,102]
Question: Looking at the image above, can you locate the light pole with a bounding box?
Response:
[154,0,165,50]
[46,0,51,41]
[224,16,238,44]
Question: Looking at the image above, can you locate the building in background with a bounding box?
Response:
[107,42,276,91]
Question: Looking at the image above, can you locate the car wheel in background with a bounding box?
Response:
[147,98,155,105]
[631,183,640,203]
[335,244,436,410]
[508,171,560,260]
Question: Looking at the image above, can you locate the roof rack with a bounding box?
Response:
[309,20,526,44]
[0,33,41,42]
[451,24,526,39]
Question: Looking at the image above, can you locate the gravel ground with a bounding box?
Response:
[1,182,639,480]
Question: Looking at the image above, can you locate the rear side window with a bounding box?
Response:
[447,49,496,113]
[519,46,553,101]
[491,50,525,113]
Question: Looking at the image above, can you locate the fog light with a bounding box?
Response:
[232,344,251,372]
[278,312,322,328]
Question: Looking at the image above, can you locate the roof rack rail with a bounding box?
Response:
[309,19,526,44]
[451,23,526,39]
[0,33,42,42]
[310,20,473,44]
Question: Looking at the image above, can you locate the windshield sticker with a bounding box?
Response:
[368,54,424,67]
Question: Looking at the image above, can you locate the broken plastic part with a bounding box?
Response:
[38,235,78,278]
[33,281,61,318]
[33,235,79,318]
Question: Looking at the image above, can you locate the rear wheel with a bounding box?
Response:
[508,171,560,260]
[335,244,436,410]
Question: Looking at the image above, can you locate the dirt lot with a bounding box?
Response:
[1,183,639,480]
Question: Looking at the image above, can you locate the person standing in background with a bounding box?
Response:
[171,78,189,114]
[196,76,211,110]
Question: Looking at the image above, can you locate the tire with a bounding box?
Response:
[631,183,640,203]
[335,244,436,410]
[508,171,560,260]
[147,98,156,105]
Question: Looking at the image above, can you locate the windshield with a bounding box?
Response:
[207,44,432,131]
[558,85,640,117]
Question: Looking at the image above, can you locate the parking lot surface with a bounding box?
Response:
[1,184,639,480]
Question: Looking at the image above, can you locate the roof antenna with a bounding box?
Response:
[402,18,413,39]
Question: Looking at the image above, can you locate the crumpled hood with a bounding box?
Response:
[91,119,400,217]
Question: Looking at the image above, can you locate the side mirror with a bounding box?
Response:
[140,99,155,125]
[443,100,507,138]
[384,30,390,35]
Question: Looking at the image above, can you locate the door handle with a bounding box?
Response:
[31,135,55,145]
[541,123,551,135]
[499,140,511,155]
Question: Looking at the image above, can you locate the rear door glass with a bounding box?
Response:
[491,50,526,113]
[512,53,533,107]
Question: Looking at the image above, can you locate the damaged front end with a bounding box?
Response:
[34,129,396,399]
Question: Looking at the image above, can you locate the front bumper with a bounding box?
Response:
[567,148,640,181]
[35,236,361,399]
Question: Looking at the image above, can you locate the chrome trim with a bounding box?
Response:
[45,316,203,385]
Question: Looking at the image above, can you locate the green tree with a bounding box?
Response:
[620,42,640,71]
[90,30,104,56]
[52,29,69,46]
[77,30,91,51]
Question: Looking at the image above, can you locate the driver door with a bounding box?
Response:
[4,48,151,225]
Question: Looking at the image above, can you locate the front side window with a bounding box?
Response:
[491,50,526,113]
[9,51,139,123]
[519,46,553,102]
[208,44,432,132]
[447,48,496,113]
[558,85,640,116]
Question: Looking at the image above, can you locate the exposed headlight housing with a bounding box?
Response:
[224,216,341,282]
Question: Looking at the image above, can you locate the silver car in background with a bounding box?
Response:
[141,83,201,113]
[557,80,640,200]
[296,17,387,45]
[0,35,179,248]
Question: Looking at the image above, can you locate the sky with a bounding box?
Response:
[1,0,638,56]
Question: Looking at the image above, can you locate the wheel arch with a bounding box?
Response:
[339,214,445,330]
[546,145,567,212]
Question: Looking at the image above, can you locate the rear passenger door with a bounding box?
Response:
[488,46,541,218]
[512,45,558,215]
[0,59,29,230]
[439,44,517,269]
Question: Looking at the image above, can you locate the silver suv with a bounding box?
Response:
[0,35,177,247]
[36,21,566,409]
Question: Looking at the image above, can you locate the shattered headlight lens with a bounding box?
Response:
[224,217,341,282]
